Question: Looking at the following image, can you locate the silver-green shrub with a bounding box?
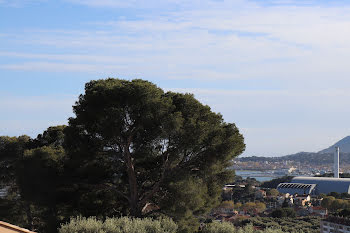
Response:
[202,222,285,233]
[59,216,105,233]
[202,221,236,233]
[59,216,177,233]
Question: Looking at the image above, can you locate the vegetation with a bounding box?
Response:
[271,208,296,218]
[59,217,317,233]
[202,222,284,233]
[316,173,350,178]
[238,216,320,233]
[59,216,178,233]
[337,208,350,217]
[266,189,279,197]
[63,79,245,233]
[0,78,246,233]
[321,195,350,211]
[222,177,262,203]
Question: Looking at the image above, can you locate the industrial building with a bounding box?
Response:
[277,147,350,195]
[277,183,317,195]
[277,177,350,195]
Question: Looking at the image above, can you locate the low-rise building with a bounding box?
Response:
[255,189,266,199]
[294,194,311,206]
[321,216,350,233]
[309,206,327,217]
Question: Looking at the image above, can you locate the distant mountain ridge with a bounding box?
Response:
[318,136,350,154]
[239,135,350,164]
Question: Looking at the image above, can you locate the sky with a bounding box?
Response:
[1,0,350,157]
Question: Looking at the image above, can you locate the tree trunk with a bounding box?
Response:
[24,202,34,231]
[47,205,58,233]
[123,144,140,216]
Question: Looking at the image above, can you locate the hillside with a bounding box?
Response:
[239,135,350,164]
[283,151,350,164]
[318,136,350,154]
[239,152,350,165]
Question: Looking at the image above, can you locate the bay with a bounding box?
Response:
[235,170,277,182]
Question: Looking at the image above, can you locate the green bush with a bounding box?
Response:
[59,216,178,233]
[202,222,284,233]
[271,208,296,218]
[241,216,320,233]
[202,221,236,233]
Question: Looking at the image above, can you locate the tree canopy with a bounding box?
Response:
[0,78,245,233]
[64,78,245,232]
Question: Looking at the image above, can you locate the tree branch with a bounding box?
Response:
[101,183,131,202]
[139,152,170,206]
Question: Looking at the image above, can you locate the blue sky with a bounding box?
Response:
[1,0,350,156]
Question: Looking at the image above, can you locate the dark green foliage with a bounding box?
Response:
[328,192,341,198]
[271,208,296,218]
[33,125,66,148]
[0,126,69,232]
[239,216,320,233]
[0,79,245,233]
[338,208,350,217]
[16,146,66,232]
[17,146,65,205]
[282,199,289,208]
[64,78,245,232]
[321,196,335,209]
[340,193,350,199]
[222,176,261,202]
[266,189,279,197]
[0,135,33,229]
[0,135,31,185]
[321,196,350,212]
[315,173,350,178]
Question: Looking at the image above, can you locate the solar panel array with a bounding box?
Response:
[278,183,313,189]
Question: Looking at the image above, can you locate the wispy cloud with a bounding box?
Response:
[2,0,350,85]
[0,62,126,73]
[65,0,231,9]
[0,0,46,7]
[2,0,350,155]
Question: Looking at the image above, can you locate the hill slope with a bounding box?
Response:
[238,135,350,165]
[318,136,350,154]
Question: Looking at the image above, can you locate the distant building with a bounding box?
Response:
[277,183,316,195]
[277,177,350,195]
[254,190,266,199]
[293,194,311,206]
[309,206,327,217]
[0,187,9,198]
[321,216,350,233]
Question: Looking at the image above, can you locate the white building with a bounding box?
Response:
[321,217,350,233]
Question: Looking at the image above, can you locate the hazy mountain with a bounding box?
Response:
[318,136,350,154]
[238,135,350,164]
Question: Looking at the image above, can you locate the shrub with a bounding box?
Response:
[59,216,178,233]
[202,222,284,233]
[271,208,296,218]
[202,221,236,233]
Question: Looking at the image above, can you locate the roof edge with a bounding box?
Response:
[0,221,36,233]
